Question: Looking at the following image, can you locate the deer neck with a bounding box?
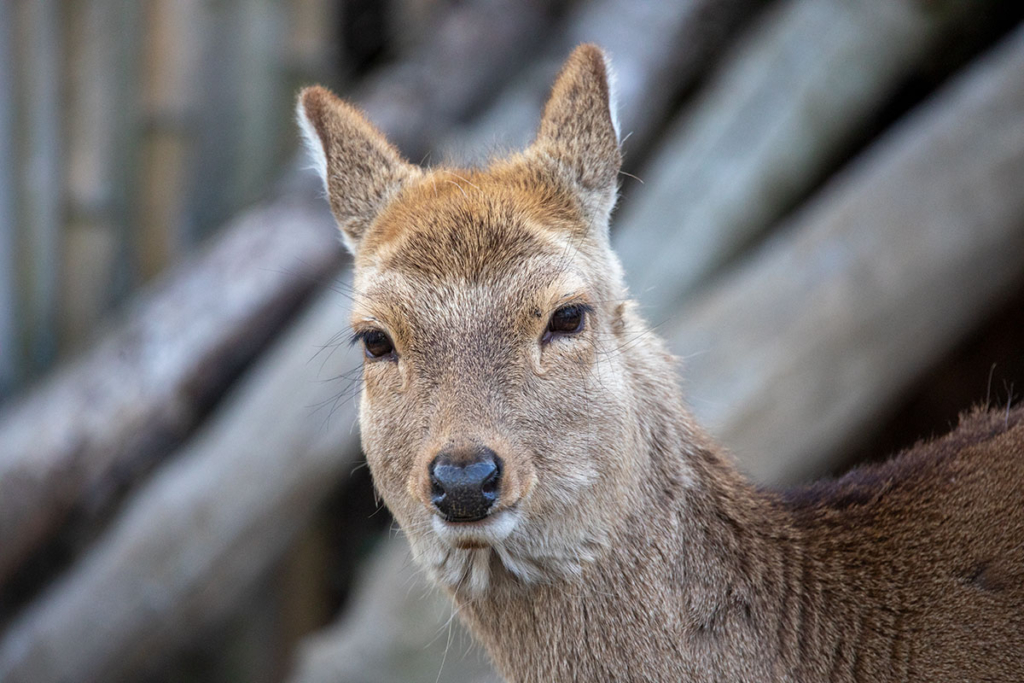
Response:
[453,343,797,681]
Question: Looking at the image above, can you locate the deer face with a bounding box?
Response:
[299,45,642,592]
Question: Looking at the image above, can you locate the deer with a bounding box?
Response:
[296,44,1024,682]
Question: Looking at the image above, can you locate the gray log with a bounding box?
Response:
[439,0,764,167]
[357,0,572,162]
[670,24,1024,483]
[0,285,364,683]
[614,0,1000,324]
[0,194,342,588]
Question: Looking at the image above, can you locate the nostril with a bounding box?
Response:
[429,459,446,505]
[430,475,446,503]
[480,459,501,496]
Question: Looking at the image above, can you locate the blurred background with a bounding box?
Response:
[1,1,1023,681]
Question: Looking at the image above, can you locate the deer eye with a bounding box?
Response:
[542,303,590,343]
[358,330,396,360]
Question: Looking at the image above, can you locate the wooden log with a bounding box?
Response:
[0,286,364,683]
[613,0,1002,324]
[0,194,342,589]
[439,0,764,168]
[668,24,1024,484]
[357,0,571,161]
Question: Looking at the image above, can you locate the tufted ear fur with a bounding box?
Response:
[296,86,418,253]
[531,44,622,227]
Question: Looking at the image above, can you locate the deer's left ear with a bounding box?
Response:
[531,44,622,226]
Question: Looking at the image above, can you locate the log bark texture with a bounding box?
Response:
[669,25,1024,483]
[0,192,342,589]
[614,0,1000,324]
[440,0,764,168]
[357,0,571,161]
[0,286,363,683]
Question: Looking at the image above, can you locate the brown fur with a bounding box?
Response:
[297,44,1024,681]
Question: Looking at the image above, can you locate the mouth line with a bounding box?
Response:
[431,505,520,547]
[437,502,518,526]
[440,512,490,524]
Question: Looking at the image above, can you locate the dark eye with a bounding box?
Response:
[543,304,589,343]
[360,330,396,360]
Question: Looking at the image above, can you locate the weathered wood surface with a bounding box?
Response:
[670,25,1024,483]
[358,0,571,161]
[0,286,364,683]
[0,193,342,589]
[614,0,999,324]
[439,0,765,167]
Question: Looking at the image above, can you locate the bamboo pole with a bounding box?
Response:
[62,0,122,354]
[17,0,63,374]
[137,0,203,280]
[0,0,18,398]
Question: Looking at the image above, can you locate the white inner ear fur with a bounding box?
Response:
[601,50,621,143]
[295,99,329,193]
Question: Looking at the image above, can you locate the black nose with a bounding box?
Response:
[429,448,502,522]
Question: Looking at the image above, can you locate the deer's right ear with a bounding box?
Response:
[297,86,418,253]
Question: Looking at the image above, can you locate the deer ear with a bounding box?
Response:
[296,86,418,253]
[532,44,622,225]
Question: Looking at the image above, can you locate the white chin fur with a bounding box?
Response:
[407,507,610,596]
[431,507,520,547]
